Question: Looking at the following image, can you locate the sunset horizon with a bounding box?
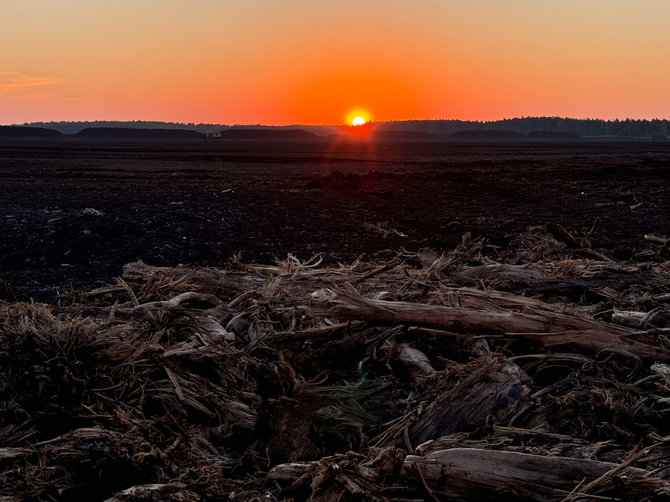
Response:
[4,2,670,126]
[9,113,670,129]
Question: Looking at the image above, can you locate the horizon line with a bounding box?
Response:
[8,115,670,128]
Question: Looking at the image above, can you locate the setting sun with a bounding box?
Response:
[346,109,371,127]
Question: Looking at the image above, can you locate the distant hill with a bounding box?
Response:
[22,121,221,135]
[0,126,62,138]
[216,128,317,140]
[450,130,524,140]
[21,120,335,136]
[77,127,205,140]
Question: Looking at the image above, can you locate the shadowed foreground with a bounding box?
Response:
[2,226,670,500]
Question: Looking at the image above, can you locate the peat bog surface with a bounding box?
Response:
[1,138,669,302]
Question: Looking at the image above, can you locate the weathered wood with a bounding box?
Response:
[0,447,30,461]
[193,315,236,341]
[391,343,435,383]
[454,263,546,284]
[645,233,670,245]
[313,283,627,335]
[269,447,669,501]
[454,264,650,296]
[313,284,670,362]
[467,337,491,356]
[406,448,666,501]
[266,461,313,483]
[104,483,198,502]
[546,223,580,248]
[612,310,649,328]
[134,291,222,311]
[409,355,531,445]
[612,309,670,329]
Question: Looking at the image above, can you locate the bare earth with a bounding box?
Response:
[2,137,670,500]
[1,138,669,301]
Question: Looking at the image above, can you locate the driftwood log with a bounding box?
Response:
[453,263,654,297]
[312,284,670,363]
[612,309,670,329]
[406,448,669,501]
[409,355,531,445]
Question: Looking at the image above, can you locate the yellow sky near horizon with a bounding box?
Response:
[2,0,670,125]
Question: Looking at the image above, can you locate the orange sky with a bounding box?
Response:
[2,1,670,125]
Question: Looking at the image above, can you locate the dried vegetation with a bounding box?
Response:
[2,225,670,501]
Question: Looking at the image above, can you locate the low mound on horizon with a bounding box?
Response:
[77,127,205,140]
[0,126,63,139]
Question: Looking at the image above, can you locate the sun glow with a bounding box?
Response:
[346,109,371,127]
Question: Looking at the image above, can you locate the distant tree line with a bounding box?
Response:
[376,117,670,138]
[21,117,670,138]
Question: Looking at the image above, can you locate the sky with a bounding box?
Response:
[2,0,670,125]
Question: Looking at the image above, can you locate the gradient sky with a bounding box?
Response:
[2,0,670,125]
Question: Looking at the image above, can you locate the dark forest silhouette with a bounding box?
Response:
[16,116,670,139]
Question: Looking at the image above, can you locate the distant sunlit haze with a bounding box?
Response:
[2,1,670,125]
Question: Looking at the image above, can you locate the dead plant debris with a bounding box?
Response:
[2,227,670,501]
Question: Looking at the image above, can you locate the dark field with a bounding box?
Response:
[1,138,669,301]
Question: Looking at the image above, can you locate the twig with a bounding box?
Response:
[353,258,402,283]
[118,277,140,307]
[644,234,669,245]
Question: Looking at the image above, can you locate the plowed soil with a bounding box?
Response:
[1,138,669,302]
